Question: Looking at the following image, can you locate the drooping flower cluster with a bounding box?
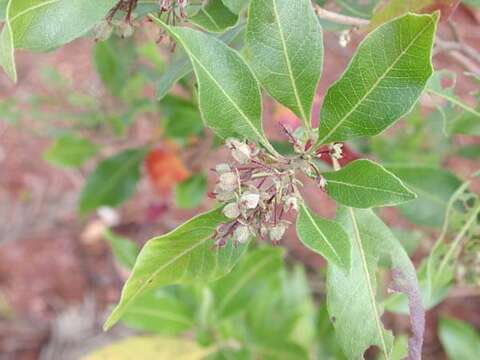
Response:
[211,138,304,247]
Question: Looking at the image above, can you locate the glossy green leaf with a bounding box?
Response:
[190,0,238,33]
[151,17,275,154]
[156,25,244,100]
[43,135,99,168]
[212,247,284,318]
[296,204,351,271]
[323,159,416,208]
[327,207,423,360]
[104,229,139,270]
[84,336,213,360]
[221,0,248,14]
[0,0,117,82]
[104,208,248,330]
[246,0,323,128]
[439,317,480,360]
[79,148,147,214]
[386,165,462,227]
[121,290,195,335]
[317,13,437,145]
[175,174,207,209]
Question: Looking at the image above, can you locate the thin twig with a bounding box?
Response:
[314,5,369,27]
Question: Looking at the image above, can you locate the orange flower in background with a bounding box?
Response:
[145,144,190,195]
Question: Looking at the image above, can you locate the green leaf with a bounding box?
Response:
[120,290,195,335]
[156,25,244,100]
[84,336,213,360]
[190,0,238,33]
[385,165,462,227]
[79,148,147,214]
[323,159,416,208]
[246,0,323,128]
[104,229,139,270]
[175,174,207,209]
[104,208,248,330]
[449,110,480,136]
[439,317,480,360]
[327,207,423,359]
[0,0,118,82]
[296,203,351,271]
[151,17,276,154]
[457,144,480,159]
[0,0,7,21]
[212,247,284,318]
[221,0,248,14]
[161,95,204,140]
[317,13,438,145]
[0,0,16,81]
[43,135,99,168]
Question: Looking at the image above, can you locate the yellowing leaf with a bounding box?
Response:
[83,336,213,360]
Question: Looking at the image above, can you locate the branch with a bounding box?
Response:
[314,5,369,27]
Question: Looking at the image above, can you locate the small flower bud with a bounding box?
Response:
[234,225,250,244]
[240,190,260,210]
[94,20,113,42]
[117,21,134,39]
[269,223,288,242]
[226,138,251,164]
[223,203,240,219]
[285,196,299,212]
[215,163,231,174]
[219,172,237,192]
[330,143,344,160]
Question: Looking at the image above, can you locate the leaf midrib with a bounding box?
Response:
[270,0,309,127]
[318,16,434,144]
[326,179,412,198]
[348,207,390,358]
[300,204,342,265]
[166,24,277,154]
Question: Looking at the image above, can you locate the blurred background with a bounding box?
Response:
[0,1,479,359]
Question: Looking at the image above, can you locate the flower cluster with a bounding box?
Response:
[211,138,303,247]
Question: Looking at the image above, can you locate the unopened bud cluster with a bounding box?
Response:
[211,138,303,247]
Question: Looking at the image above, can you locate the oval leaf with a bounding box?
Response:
[439,317,480,360]
[1,0,117,82]
[104,208,248,330]
[44,135,99,168]
[151,17,275,153]
[79,148,147,214]
[317,13,438,145]
[323,159,416,208]
[327,207,424,360]
[296,204,351,271]
[246,0,323,128]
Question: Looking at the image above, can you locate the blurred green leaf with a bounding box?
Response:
[44,135,99,168]
[162,95,204,140]
[104,229,139,270]
[121,289,195,335]
[79,148,147,214]
[221,0,249,14]
[190,0,238,33]
[386,165,462,227]
[212,247,284,318]
[104,208,248,330]
[176,174,207,209]
[457,144,480,159]
[439,317,480,360]
[0,0,6,21]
